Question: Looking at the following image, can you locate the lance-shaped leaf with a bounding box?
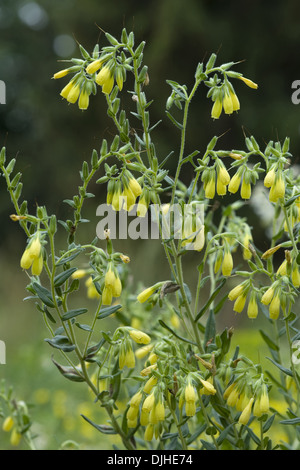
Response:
[61,308,88,322]
[44,335,75,353]
[54,268,78,287]
[51,357,85,382]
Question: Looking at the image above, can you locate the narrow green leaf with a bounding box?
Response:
[200,440,216,450]
[195,278,226,321]
[54,268,78,287]
[259,330,279,351]
[159,320,197,346]
[32,282,55,308]
[81,415,117,434]
[266,357,293,377]
[279,417,300,425]
[98,304,122,319]
[61,308,88,322]
[263,414,276,433]
[44,335,75,353]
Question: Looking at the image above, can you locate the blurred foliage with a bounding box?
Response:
[1,0,300,449]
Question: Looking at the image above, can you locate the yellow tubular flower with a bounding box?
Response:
[228,283,245,301]
[214,250,223,274]
[247,293,258,319]
[126,406,139,422]
[233,294,247,313]
[240,180,251,200]
[143,376,158,394]
[238,397,254,425]
[31,254,43,276]
[148,353,158,365]
[259,385,269,414]
[238,76,258,89]
[96,66,114,94]
[128,177,142,198]
[122,185,136,212]
[72,269,87,279]
[127,417,138,429]
[154,401,165,422]
[10,428,22,446]
[185,383,197,403]
[129,391,143,408]
[264,168,276,188]
[218,166,230,186]
[86,59,103,75]
[102,286,113,306]
[216,179,227,196]
[140,364,157,377]
[135,344,153,360]
[211,98,223,120]
[137,285,157,303]
[292,264,300,288]
[140,410,149,426]
[104,266,117,287]
[144,424,154,441]
[205,177,216,199]
[261,286,275,305]
[228,171,241,194]
[223,382,237,400]
[269,294,281,320]
[60,80,75,99]
[124,348,136,369]
[136,195,149,217]
[2,416,14,432]
[111,184,123,211]
[223,91,233,115]
[277,260,287,276]
[222,250,233,277]
[230,91,240,111]
[78,90,90,110]
[20,236,43,275]
[235,392,248,412]
[53,69,70,79]
[129,329,151,345]
[142,392,155,413]
[199,378,217,395]
[66,83,81,104]
[253,398,262,418]
[185,400,196,417]
[269,174,285,203]
[226,388,240,408]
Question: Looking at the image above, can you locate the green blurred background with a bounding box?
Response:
[0,0,300,449]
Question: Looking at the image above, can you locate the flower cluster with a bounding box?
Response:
[202,162,231,198]
[210,75,258,120]
[178,375,216,418]
[264,167,285,203]
[107,171,144,213]
[118,328,151,370]
[224,373,269,425]
[20,233,43,276]
[2,416,22,447]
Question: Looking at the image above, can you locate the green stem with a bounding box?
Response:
[171,78,201,206]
